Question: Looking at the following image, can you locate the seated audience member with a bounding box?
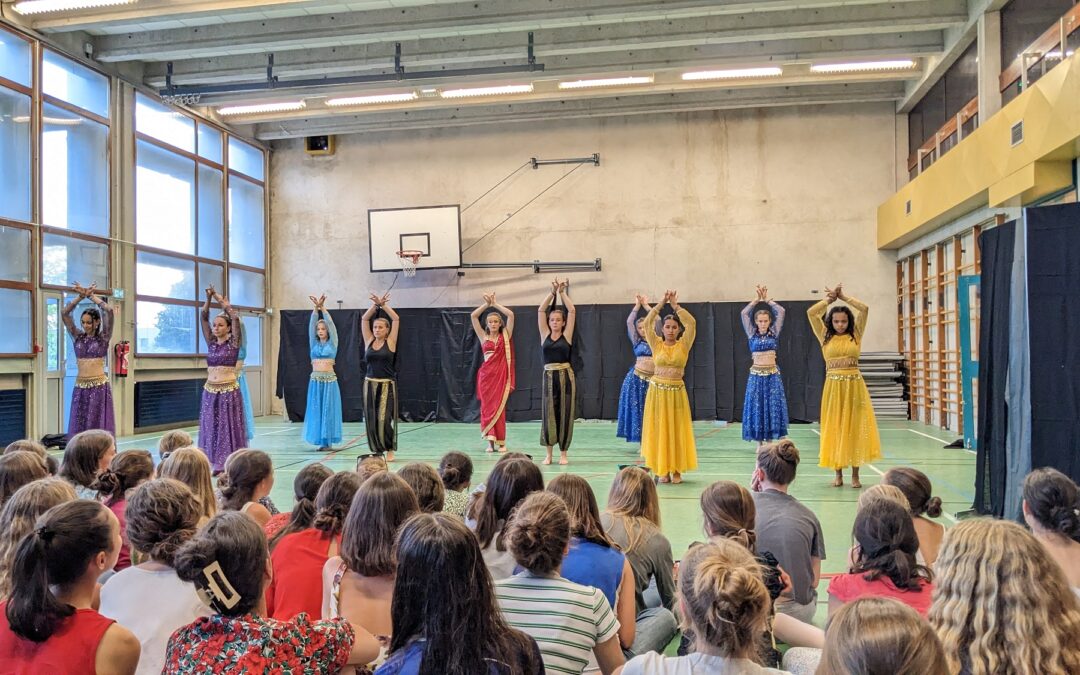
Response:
[0,478,77,599]
[809,597,947,675]
[397,463,445,514]
[883,467,945,566]
[601,468,677,634]
[437,451,473,518]
[217,449,274,527]
[266,463,334,543]
[91,449,154,572]
[374,513,544,674]
[0,500,140,674]
[828,500,933,618]
[0,451,49,507]
[616,538,786,675]
[59,429,116,499]
[157,448,217,526]
[750,440,825,624]
[466,457,544,580]
[268,471,361,620]
[164,511,380,672]
[324,472,420,673]
[497,491,624,675]
[930,518,1080,675]
[156,430,194,463]
[1022,466,1080,592]
[357,455,389,483]
[549,474,648,656]
[100,479,210,675]
[4,439,58,475]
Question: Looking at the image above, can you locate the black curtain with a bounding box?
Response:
[276,301,824,425]
[1026,204,1080,484]
[975,222,1016,516]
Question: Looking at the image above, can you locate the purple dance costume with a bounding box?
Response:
[198,308,248,471]
[63,300,116,438]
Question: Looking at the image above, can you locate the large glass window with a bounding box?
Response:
[136,139,196,254]
[0,289,31,354]
[228,178,265,269]
[136,302,197,355]
[241,316,262,366]
[198,262,224,294]
[42,50,109,119]
[136,252,196,301]
[0,227,31,283]
[41,103,110,236]
[0,30,31,87]
[42,233,109,288]
[198,165,224,258]
[228,137,264,181]
[198,124,222,163]
[136,93,195,152]
[228,268,264,308]
[0,88,31,223]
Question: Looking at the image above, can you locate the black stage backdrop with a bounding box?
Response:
[975,222,1015,516]
[1026,205,1080,485]
[277,301,825,425]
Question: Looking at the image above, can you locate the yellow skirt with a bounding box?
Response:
[640,380,697,476]
[818,372,881,469]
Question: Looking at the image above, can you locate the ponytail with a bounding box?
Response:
[268,463,332,550]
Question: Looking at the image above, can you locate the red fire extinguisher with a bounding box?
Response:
[114,341,130,378]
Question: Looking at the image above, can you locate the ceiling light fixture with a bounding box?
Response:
[326,92,419,106]
[440,84,534,99]
[810,59,917,73]
[12,0,136,15]
[558,75,654,90]
[218,100,306,116]
[681,67,783,81]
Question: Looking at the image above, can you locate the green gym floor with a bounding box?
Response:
[117,418,975,625]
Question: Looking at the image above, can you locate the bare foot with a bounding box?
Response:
[559,452,569,465]
[386,451,396,463]
[497,446,507,454]
[485,445,495,453]
[658,474,671,484]
[832,474,844,488]
[671,472,682,484]
[542,452,553,465]
[851,479,862,489]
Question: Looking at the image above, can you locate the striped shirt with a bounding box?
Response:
[496,572,620,675]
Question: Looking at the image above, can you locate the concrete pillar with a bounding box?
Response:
[978,10,1003,122]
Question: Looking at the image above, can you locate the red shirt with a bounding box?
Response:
[267,528,337,620]
[827,572,934,617]
[106,497,132,571]
[0,603,114,674]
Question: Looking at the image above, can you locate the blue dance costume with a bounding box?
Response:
[617,308,653,443]
[303,310,343,447]
[236,321,256,441]
[740,300,789,443]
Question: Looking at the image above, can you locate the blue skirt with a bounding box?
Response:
[237,370,256,441]
[616,369,650,443]
[742,371,789,442]
[304,376,343,447]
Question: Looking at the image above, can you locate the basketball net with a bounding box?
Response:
[397,251,421,277]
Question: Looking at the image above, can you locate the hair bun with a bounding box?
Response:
[172,537,217,583]
[1050,505,1080,538]
[91,469,121,495]
[925,496,943,518]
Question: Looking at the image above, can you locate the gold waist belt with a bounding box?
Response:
[204,381,240,394]
[826,357,859,370]
[750,365,779,376]
[75,374,108,388]
[311,371,338,383]
[633,368,653,380]
[365,377,395,384]
[649,380,685,392]
[827,373,863,382]
[654,366,684,380]
[544,363,572,372]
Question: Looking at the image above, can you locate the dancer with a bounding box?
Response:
[471,293,516,453]
[807,284,881,488]
[303,294,343,451]
[640,290,697,484]
[362,292,400,462]
[235,320,256,442]
[617,294,654,444]
[198,285,247,473]
[538,278,576,465]
[62,282,115,438]
[741,285,789,447]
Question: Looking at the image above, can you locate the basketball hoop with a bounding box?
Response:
[397,250,423,277]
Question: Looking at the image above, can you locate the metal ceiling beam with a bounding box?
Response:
[90,0,965,62]
[252,80,906,139]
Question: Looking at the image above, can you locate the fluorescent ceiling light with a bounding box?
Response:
[810,59,917,73]
[440,84,533,99]
[681,67,783,81]
[218,101,306,116]
[558,76,654,90]
[12,0,135,14]
[326,92,419,106]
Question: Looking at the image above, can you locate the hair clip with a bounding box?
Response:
[199,561,241,610]
[1074,508,1079,517]
[35,526,55,542]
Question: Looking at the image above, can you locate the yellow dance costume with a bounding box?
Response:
[807,297,881,470]
[640,306,698,477]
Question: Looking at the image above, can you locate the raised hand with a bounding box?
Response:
[668,290,679,308]
[824,286,837,303]
[551,278,560,295]
[379,292,391,306]
[369,293,382,306]
[73,282,88,297]
[834,283,845,301]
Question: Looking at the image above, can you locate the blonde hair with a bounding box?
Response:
[0,478,77,598]
[158,448,217,523]
[819,597,948,675]
[357,455,388,483]
[929,518,1080,675]
[679,538,769,661]
[158,430,194,459]
[857,484,911,512]
[605,466,661,554]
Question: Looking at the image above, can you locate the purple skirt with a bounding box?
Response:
[68,382,116,439]
[198,386,248,472]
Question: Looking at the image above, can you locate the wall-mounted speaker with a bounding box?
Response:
[305,135,335,156]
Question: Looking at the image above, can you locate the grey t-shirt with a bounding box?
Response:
[752,489,826,605]
[601,512,676,613]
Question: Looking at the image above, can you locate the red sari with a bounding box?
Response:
[478,331,515,445]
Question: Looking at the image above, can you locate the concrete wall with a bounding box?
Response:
[268,102,900,411]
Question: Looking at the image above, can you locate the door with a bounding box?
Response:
[958,275,980,449]
[43,292,65,435]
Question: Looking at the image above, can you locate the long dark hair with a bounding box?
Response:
[311,471,362,538]
[389,513,542,675]
[438,451,473,492]
[1023,467,1080,542]
[852,500,931,590]
[823,305,858,344]
[80,307,102,337]
[268,463,333,550]
[91,449,154,503]
[6,500,114,642]
[0,452,49,506]
[59,429,114,489]
[173,511,267,615]
[342,472,419,577]
[397,462,445,514]
[468,458,544,550]
[218,449,273,511]
[547,474,614,548]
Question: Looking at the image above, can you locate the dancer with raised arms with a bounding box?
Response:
[363,292,400,462]
[304,294,343,451]
[471,293,516,453]
[62,282,116,438]
[740,285,789,448]
[538,278,576,465]
[617,294,655,445]
[198,285,247,473]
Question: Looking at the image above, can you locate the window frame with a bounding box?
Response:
[0,218,35,357]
